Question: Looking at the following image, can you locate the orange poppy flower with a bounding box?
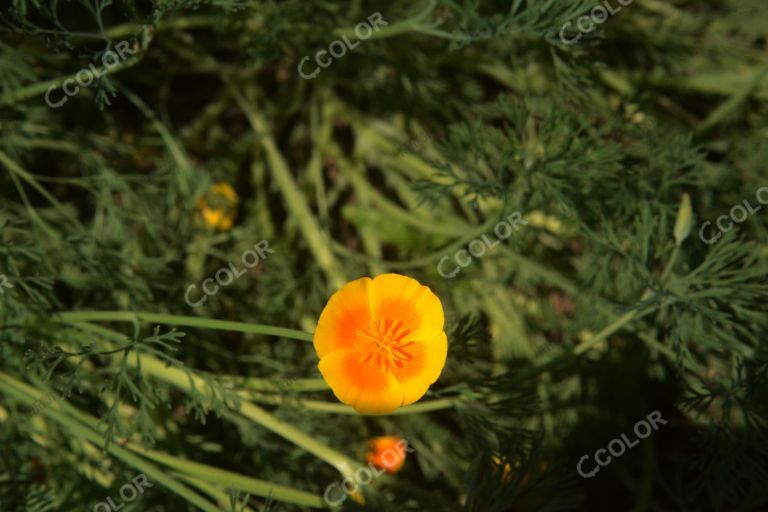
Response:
[314,273,447,414]
[366,436,408,474]
[195,182,238,231]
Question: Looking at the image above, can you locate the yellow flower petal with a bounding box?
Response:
[368,273,444,342]
[318,349,404,414]
[313,277,373,358]
[390,331,447,406]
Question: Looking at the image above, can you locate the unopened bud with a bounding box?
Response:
[674,193,692,246]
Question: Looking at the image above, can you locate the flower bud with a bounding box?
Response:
[674,193,692,246]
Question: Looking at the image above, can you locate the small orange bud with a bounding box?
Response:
[366,436,408,474]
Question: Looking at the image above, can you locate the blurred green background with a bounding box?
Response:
[1,1,767,511]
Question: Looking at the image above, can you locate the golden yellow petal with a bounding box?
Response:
[313,277,373,358]
[318,349,404,414]
[368,273,444,341]
[390,331,447,406]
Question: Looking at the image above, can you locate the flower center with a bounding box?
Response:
[356,318,414,372]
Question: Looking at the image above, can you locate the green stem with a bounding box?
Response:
[574,306,654,355]
[23,347,323,509]
[493,246,701,372]
[337,149,385,275]
[232,376,329,392]
[696,59,768,135]
[333,0,437,40]
[65,321,361,480]
[131,444,324,508]
[241,392,457,415]
[0,373,222,512]
[102,16,221,40]
[659,245,680,284]
[0,30,151,107]
[368,397,456,415]
[344,161,467,237]
[119,85,195,196]
[2,372,319,509]
[601,69,768,102]
[170,472,257,512]
[0,149,85,233]
[56,310,314,341]
[332,218,496,270]
[228,83,347,290]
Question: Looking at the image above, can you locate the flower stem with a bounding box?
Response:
[57,310,314,341]
[128,444,324,508]
[0,373,222,512]
[229,83,347,290]
[574,306,654,355]
[660,245,681,284]
[241,392,457,415]
[66,321,360,479]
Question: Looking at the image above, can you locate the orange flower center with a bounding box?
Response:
[356,318,415,372]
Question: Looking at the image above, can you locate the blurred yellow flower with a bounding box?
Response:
[491,455,514,483]
[526,210,564,235]
[195,182,238,231]
[366,436,408,474]
[314,273,447,414]
[491,455,548,486]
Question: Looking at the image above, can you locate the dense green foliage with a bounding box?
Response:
[1,0,767,510]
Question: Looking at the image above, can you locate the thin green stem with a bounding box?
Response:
[333,0,437,40]
[118,85,194,197]
[2,373,318,509]
[1,149,85,233]
[696,59,768,135]
[574,306,655,355]
[5,162,58,237]
[232,376,329,392]
[57,310,314,341]
[170,473,256,512]
[102,16,221,40]
[0,373,222,512]
[65,321,361,480]
[660,245,680,284]
[493,245,701,372]
[332,218,496,270]
[241,392,457,415]
[130,444,324,508]
[0,31,151,107]
[228,82,347,290]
